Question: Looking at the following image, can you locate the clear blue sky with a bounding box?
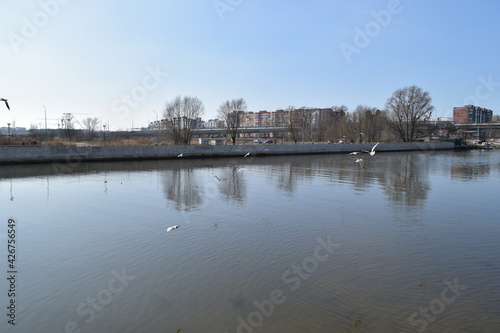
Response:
[1,0,499,130]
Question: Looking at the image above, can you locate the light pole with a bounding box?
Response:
[476,107,480,140]
[103,124,106,146]
[7,123,11,144]
[153,111,159,131]
[359,132,364,143]
[43,105,48,140]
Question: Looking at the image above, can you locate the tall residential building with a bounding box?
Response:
[207,119,225,128]
[453,105,493,124]
[239,107,341,128]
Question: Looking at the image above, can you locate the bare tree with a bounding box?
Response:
[316,106,345,142]
[349,105,387,143]
[163,95,205,145]
[321,106,348,143]
[385,85,434,142]
[270,110,287,144]
[29,124,43,141]
[297,107,314,143]
[283,106,301,144]
[217,98,247,145]
[488,115,500,137]
[82,117,99,140]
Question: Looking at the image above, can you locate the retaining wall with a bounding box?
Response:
[0,142,455,165]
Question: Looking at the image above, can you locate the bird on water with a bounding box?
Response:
[166,225,180,232]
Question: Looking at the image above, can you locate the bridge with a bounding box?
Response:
[454,123,500,130]
[192,122,500,137]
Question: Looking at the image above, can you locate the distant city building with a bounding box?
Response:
[240,107,343,128]
[206,119,225,128]
[148,117,204,130]
[0,127,29,135]
[453,105,493,124]
[147,107,346,130]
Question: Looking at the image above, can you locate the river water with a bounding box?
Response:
[0,149,499,333]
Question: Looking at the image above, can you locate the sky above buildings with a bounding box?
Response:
[1,0,500,130]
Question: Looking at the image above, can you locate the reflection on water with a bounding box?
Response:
[1,150,500,332]
[162,168,204,211]
[153,153,433,210]
[451,163,490,180]
[2,150,497,210]
[382,153,430,207]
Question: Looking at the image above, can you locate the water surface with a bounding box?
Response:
[1,150,499,332]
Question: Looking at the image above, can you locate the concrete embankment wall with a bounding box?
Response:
[0,142,455,165]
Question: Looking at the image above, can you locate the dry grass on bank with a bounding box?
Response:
[0,136,172,147]
[1,136,346,147]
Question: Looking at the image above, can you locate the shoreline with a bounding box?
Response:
[0,142,455,166]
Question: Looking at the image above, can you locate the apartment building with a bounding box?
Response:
[453,105,493,124]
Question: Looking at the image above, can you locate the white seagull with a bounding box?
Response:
[363,142,379,156]
[355,158,365,170]
[348,151,362,155]
[166,225,180,232]
[1,98,10,111]
[244,152,250,158]
[177,153,184,158]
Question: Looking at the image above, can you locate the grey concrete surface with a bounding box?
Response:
[0,142,455,165]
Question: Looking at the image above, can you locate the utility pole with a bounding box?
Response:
[43,105,48,141]
[7,123,11,144]
[153,111,159,131]
[103,124,106,146]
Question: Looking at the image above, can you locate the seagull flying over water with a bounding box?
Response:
[177,153,183,158]
[166,225,180,232]
[348,151,362,155]
[363,142,379,156]
[1,98,10,111]
[355,158,365,170]
[244,152,250,158]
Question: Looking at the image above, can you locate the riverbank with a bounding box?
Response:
[0,142,455,165]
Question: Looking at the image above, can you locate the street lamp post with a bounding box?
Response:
[476,107,480,140]
[153,111,159,131]
[7,123,11,144]
[103,124,106,146]
[43,105,48,140]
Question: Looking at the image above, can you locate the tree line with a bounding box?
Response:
[161,85,436,144]
[28,86,436,144]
